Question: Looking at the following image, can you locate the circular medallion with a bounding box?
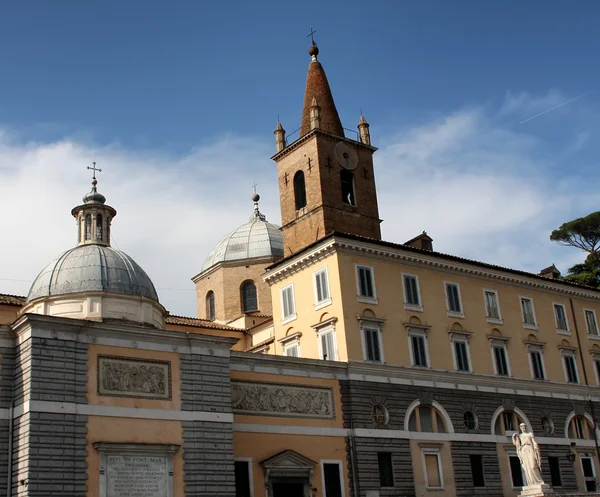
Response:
[334,141,358,170]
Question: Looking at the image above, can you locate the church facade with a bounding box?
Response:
[1,39,600,497]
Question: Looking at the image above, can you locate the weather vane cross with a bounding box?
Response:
[87,161,102,180]
[252,182,258,195]
[307,26,317,45]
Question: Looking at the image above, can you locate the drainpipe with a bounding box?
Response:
[6,389,13,497]
[569,297,600,461]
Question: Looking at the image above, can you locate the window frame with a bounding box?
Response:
[421,448,444,490]
[483,288,503,324]
[469,454,485,488]
[377,452,394,488]
[581,456,598,492]
[234,457,254,497]
[585,308,600,337]
[451,335,472,373]
[490,342,511,377]
[562,351,580,384]
[206,291,216,321]
[320,460,346,497]
[240,280,258,314]
[360,321,384,363]
[402,273,423,312]
[547,456,562,487]
[520,296,538,330]
[507,452,526,489]
[593,355,600,386]
[317,325,338,361]
[355,264,378,303]
[283,339,301,358]
[407,329,430,368]
[293,170,307,211]
[553,302,570,334]
[527,345,546,381]
[313,267,332,310]
[280,284,297,324]
[340,169,357,206]
[444,281,464,318]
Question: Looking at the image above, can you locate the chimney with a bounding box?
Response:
[404,231,433,252]
[538,264,561,279]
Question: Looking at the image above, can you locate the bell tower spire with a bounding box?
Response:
[271,36,382,255]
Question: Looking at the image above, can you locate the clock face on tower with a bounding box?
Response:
[334,141,358,170]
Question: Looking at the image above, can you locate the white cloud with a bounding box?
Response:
[0,104,595,316]
[498,90,567,118]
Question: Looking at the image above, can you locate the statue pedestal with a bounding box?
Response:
[519,484,555,496]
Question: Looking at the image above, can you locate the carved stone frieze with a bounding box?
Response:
[231,380,334,419]
[98,355,171,400]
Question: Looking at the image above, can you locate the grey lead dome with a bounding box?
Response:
[201,207,284,272]
[27,244,159,303]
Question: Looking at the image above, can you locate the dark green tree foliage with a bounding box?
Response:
[551,212,600,288]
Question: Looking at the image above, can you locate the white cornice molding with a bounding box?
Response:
[265,235,600,300]
[263,240,337,284]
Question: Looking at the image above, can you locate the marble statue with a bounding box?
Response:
[512,423,545,486]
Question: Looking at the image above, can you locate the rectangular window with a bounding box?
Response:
[403,274,421,307]
[582,457,597,491]
[469,455,485,487]
[554,303,569,332]
[410,334,428,367]
[454,339,471,372]
[356,265,376,300]
[595,359,600,385]
[484,290,501,320]
[234,460,252,497]
[323,463,343,497]
[509,455,524,487]
[521,297,537,327]
[548,457,562,487]
[493,344,510,376]
[530,349,545,380]
[503,412,515,432]
[314,268,331,305]
[319,329,337,361]
[377,453,394,487]
[586,310,599,336]
[281,285,296,321]
[445,283,462,314]
[563,353,579,383]
[284,343,299,357]
[364,327,382,362]
[423,451,443,489]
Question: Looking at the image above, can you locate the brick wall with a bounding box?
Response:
[450,442,503,496]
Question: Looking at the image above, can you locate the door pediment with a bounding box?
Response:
[261,450,316,479]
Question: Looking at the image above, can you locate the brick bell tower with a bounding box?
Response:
[272,37,382,255]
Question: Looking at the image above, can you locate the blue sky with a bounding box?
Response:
[1,1,600,315]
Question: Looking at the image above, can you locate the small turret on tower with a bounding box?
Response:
[274,122,286,153]
[358,114,371,145]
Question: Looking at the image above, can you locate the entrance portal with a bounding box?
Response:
[272,482,305,497]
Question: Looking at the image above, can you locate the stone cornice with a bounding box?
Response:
[11,313,238,355]
[191,255,279,283]
[270,129,377,162]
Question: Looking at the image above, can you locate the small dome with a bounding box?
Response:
[27,245,159,303]
[202,210,284,272]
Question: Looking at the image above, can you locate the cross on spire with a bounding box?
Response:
[307,26,317,45]
[252,181,258,195]
[87,161,102,180]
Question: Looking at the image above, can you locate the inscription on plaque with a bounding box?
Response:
[98,355,171,400]
[106,455,167,497]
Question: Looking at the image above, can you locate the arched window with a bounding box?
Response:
[206,291,215,321]
[241,281,258,313]
[568,415,595,440]
[340,170,355,205]
[494,410,524,435]
[96,214,103,241]
[408,405,447,433]
[85,214,92,240]
[294,171,307,210]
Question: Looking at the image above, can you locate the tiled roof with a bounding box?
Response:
[166,315,246,332]
[0,294,26,306]
[245,311,272,319]
[266,231,600,294]
[244,337,274,352]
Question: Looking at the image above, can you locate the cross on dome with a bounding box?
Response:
[87,161,102,180]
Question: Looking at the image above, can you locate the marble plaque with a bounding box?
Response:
[106,455,167,497]
[98,355,171,400]
[231,380,335,419]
